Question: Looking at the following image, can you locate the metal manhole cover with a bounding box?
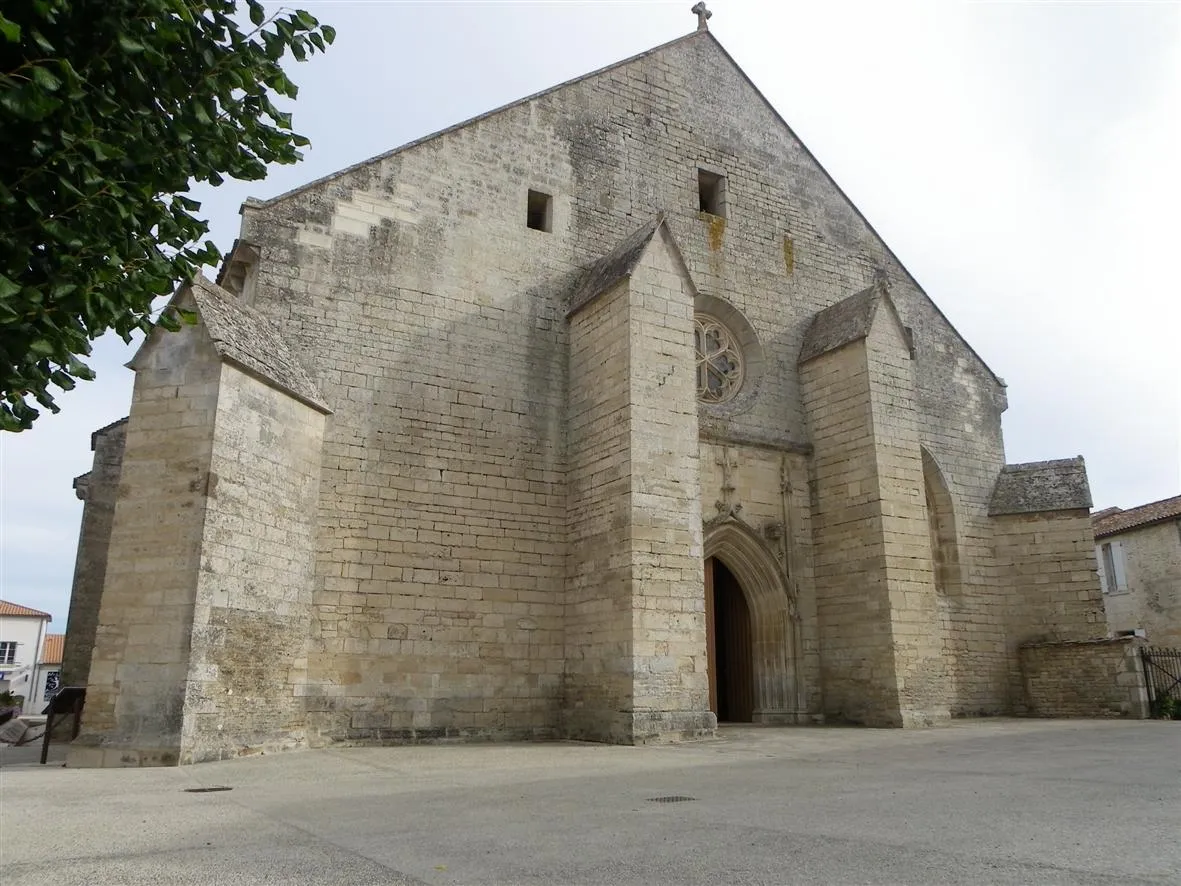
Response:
[647,795,696,803]
[183,786,233,793]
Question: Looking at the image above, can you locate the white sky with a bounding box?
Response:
[2,0,1179,624]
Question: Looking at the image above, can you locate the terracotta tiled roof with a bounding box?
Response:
[40,633,64,665]
[0,600,52,619]
[1093,494,1181,539]
[1090,507,1122,521]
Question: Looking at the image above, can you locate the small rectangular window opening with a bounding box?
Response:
[527,189,553,232]
[698,169,726,217]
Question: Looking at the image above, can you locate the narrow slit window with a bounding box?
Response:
[698,169,727,217]
[527,189,553,232]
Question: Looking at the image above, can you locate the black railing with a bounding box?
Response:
[1141,647,1181,719]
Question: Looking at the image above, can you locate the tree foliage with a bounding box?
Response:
[0,0,334,430]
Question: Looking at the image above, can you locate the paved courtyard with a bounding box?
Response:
[1,719,1177,884]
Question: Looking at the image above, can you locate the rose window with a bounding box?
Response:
[694,314,744,403]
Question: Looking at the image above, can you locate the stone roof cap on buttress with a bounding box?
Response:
[988,457,1093,516]
[130,276,332,415]
[566,214,668,316]
[187,276,332,415]
[797,280,910,364]
[89,416,128,451]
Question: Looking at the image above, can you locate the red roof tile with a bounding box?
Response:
[0,600,52,619]
[40,634,64,665]
[1093,494,1181,539]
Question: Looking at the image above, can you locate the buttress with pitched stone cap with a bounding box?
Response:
[63,19,1111,767]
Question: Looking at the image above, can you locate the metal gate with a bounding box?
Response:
[1140,647,1181,719]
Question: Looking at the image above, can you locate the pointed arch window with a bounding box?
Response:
[922,448,963,597]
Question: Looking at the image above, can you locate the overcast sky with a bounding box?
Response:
[2,0,1178,624]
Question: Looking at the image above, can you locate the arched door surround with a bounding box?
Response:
[704,518,803,723]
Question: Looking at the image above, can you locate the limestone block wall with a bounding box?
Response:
[565,280,634,740]
[798,303,952,726]
[799,339,900,725]
[625,234,711,741]
[565,235,711,742]
[238,27,1008,545]
[915,438,1008,716]
[998,511,1106,642]
[699,443,820,717]
[62,419,127,687]
[221,30,1011,741]
[240,125,574,743]
[180,364,326,764]
[1019,637,1149,718]
[908,316,1008,718]
[71,324,221,766]
[864,310,948,726]
[922,444,1009,717]
[1101,521,1181,645]
[995,511,1107,711]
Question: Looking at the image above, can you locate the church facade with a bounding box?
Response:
[65,24,1106,766]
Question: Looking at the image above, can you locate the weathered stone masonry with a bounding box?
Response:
[66,26,1118,765]
[62,418,127,688]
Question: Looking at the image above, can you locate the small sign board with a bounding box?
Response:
[42,686,84,716]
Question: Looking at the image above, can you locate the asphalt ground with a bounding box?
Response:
[1,719,1177,885]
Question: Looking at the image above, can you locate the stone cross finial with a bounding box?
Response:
[692,2,712,31]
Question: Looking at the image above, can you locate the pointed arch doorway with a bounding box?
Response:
[704,521,805,724]
[705,557,754,722]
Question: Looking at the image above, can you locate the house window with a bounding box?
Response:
[694,314,744,403]
[0,642,15,665]
[43,671,60,700]
[526,189,553,232]
[1097,540,1128,594]
[698,169,727,217]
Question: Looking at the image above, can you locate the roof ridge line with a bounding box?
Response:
[257,30,706,208]
[0,599,53,618]
[701,38,1005,389]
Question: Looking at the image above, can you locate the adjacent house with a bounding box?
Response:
[1094,495,1181,646]
[66,17,1111,767]
[0,600,52,715]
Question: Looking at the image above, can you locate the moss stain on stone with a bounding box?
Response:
[700,212,726,251]
[783,235,795,275]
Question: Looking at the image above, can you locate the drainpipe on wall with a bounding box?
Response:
[25,616,48,716]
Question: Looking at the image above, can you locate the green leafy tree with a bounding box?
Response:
[0,1,334,430]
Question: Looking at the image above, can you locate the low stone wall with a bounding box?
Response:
[1019,637,1149,718]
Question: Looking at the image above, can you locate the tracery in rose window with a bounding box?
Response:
[694,314,744,402]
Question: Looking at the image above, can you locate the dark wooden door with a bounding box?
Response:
[707,558,754,723]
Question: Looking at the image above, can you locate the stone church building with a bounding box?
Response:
[64,18,1107,766]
